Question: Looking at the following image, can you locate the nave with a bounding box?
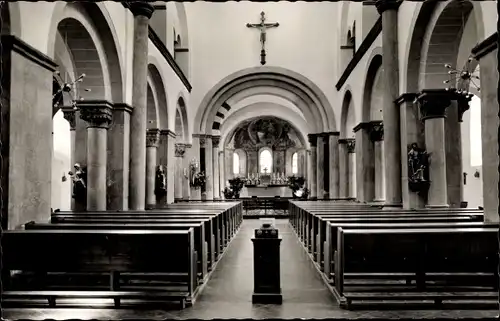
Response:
[3,216,498,320]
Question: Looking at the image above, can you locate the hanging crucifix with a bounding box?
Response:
[246,11,279,65]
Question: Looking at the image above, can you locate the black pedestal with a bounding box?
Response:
[251,227,282,304]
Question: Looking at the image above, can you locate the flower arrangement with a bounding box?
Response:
[287,175,308,199]
[191,171,207,190]
[228,177,245,199]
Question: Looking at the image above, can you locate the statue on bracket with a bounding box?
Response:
[407,143,430,194]
[155,165,167,197]
[68,163,87,206]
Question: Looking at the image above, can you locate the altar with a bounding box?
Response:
[241,185,292,197]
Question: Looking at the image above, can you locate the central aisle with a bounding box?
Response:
[175,219,347,319]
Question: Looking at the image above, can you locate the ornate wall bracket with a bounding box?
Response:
[77,100,113,129]
[146,128,160,148]
[60,106,76,130]
[175,143,186,157]
[456,93,472,123]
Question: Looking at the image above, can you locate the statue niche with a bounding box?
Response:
[407,143,430,195]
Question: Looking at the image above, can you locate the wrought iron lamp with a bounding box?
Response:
[52,71,91,110]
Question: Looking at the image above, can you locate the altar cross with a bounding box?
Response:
[246,11,279,65]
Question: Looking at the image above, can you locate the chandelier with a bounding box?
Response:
[443,56,480,99]
[52,71,90,110]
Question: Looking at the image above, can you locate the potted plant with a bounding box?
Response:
[228,177,245,199]
[222,187,234,199]
[287,175,306,198]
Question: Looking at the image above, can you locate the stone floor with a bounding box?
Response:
[3,219,499,320]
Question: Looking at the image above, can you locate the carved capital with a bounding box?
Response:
[146,128,160,148]
[307,134,317,147]
[199,135,206,148]
[128,1,155,19]
[60,106,76,130]
[375,0,401,14]
[77,100,113,129]
[369,121,384,142]
[212,136,221,148]
[175,143,186,157]
[417,89,453,121]
[346,138,356,153]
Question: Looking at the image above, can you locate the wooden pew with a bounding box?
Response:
[50,217,220,269]
[334,227,498,308]
[2,229,198,308]
[322,221,499,280]
[25,221,210,283]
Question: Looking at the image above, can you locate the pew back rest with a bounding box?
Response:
[4,229,195,273]
[338,227,498,273]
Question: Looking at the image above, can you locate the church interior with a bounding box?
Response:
[1,0,500,319]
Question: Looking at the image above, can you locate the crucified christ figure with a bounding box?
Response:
[246,11,279,65]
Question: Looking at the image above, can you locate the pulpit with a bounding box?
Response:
[252,219,283,304]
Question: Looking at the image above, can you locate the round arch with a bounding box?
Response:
[176,92,190,141]
[146,81,160,129]
[220,103,310,149]
[362,47,383,122]
[195,66,336,134]
[147,62,169,130]
[340,88,356,138]
[47,2,123,102]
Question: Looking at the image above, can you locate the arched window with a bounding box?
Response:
[470,95,482,167]
[233,152,240,175]
[259,149,273,174]
[292,152,298,175]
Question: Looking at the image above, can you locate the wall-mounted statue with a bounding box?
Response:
[155,165,167,197]
[68,163,87,206]
[407,143,430,194]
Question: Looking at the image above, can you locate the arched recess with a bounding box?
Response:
[176,94,189,141]
[47,2,123,102]
[147,63,168,130]
[259,147,273,174]
[233,149,247,177]
[406,0,487,211]
[362,48,383,122]
[147,82,159,129]
[340,89,356,138]
[220,103,310,150]
[195,66,336,135]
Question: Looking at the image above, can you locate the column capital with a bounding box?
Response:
[77,100,113,129]
[369,121,384,142]
[113,102,134,114]
[60,106,76,130]
[199,135,207,147]
[128,1,155,19]
[146,128,160,148]
[375,0,402,14]
[346,138,356,153]
[160,129,176,138]
[175,143,186,157]
[212,135,221,148]
[417,89,453,121]
[308,133,318,147]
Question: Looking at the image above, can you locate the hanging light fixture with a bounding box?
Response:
[52,28,91,111]
[442,0,480,99]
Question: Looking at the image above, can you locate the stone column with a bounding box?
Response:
[128,2,155,211]
[62,108,77,209]
[446,98,466,208]
[145,129,160,209]
[78,101,113,211]
[204,136,214,200]
[376,0,402,207]
[174,143,186,201]
[328,132,340,199]
[308,134,318,200]
[107,103,133,211]
[418,89,451,208]
[305,150,310,188]
[212,136,220,200]
[354,122,374,203]
[370,122,385,202]
[183,144,192,200]
[338,140,348,198]
[157,129,176,205]
[397,93,426,209]
[219,151,225,197]
[316,134,326,199]
[346,138,357,200]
